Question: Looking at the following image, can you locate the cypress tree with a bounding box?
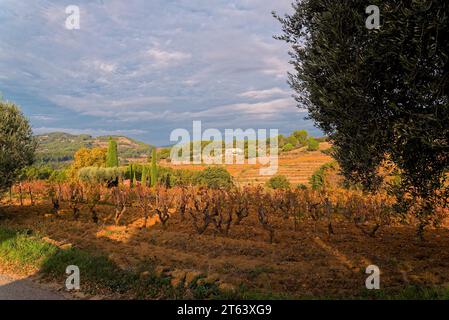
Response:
[150,148,158,187]
[128,164,134,187]
[141,166,148,187]
[106,137,119,167]
[133,170,137,188]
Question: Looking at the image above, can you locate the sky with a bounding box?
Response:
[0,0,319,146]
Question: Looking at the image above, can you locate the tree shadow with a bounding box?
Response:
[0,276,65,300]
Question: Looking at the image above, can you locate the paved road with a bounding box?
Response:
[0,274,65,300]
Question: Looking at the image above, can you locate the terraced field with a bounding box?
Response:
[162,143,333,187]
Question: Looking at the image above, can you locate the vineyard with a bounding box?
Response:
[2,180,449,298]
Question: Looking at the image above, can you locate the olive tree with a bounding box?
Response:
[0,102,36,198]
[275,0,449,238]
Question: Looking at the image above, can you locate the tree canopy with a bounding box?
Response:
[0,102,36,192]
[68,147,107,179]
[106,137,119,167]
[275,0,449,233]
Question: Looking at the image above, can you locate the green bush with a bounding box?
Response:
[20,165,54,181]
[309,162,336,190]
[307,137,320,151]
[277,134,287,148]
[286,135,299,147]
[282,143,294,152]
[293,130,308,146]
[167,168,197,187]
[48,169,68,183]
[266,175,290,189]
[78,167,124,184]
[157,148,171,160]
[296,183,308,190]
[194,166,233,189]
[321,147,334,156]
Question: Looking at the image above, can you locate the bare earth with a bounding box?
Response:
[2,201,449,298]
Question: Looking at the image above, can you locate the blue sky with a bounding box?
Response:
[0,0,319,146]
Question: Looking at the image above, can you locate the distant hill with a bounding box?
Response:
[35,132,153,167]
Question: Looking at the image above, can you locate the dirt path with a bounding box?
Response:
[0,274,66,300]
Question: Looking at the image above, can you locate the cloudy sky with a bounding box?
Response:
[0,0,319,145]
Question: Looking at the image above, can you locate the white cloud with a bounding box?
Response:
[146,48,191,68]
[31,115,57,122]
[48,94,171,117]
[260,56,291,78]
[92,61,117,73]
[180,98,303,121]
[239,87,289,99]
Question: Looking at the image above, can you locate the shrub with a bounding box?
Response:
[286,135,299,147]
[321,147,334,156]
[282,143,294,152]
[277,134,287,148]
[307,137,320,151]
[158,148,171,160]
[49,169,68,183]
[293,130,308,146]
[266,175,290,190]
[169,168,197,187]
[296,183,308,190]
[21,165,54,181]
[194,167,233,189]
[78,167,124,184]
[309,162,336,190]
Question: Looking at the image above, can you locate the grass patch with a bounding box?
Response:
[0,227,286,299]
[0,228,58,272]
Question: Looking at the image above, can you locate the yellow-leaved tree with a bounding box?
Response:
[68,147,107,180]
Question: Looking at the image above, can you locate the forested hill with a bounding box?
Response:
[35,132,153,166]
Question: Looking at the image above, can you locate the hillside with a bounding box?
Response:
[35,132,153,166]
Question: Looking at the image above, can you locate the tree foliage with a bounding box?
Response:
[309,162,337,191]
[275,0,449,232]
[307,137,319,151]
[78,167,124,184]
[293,130,308,146]
[67,147,106,180]
[194,166,233,189]
[286,135,299,147]
[106,137,119,167]
[266,175,291,190]
[282,143,294,152]
[141,166,148,187]
[150,148,158,187]
[0,102,36,193]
